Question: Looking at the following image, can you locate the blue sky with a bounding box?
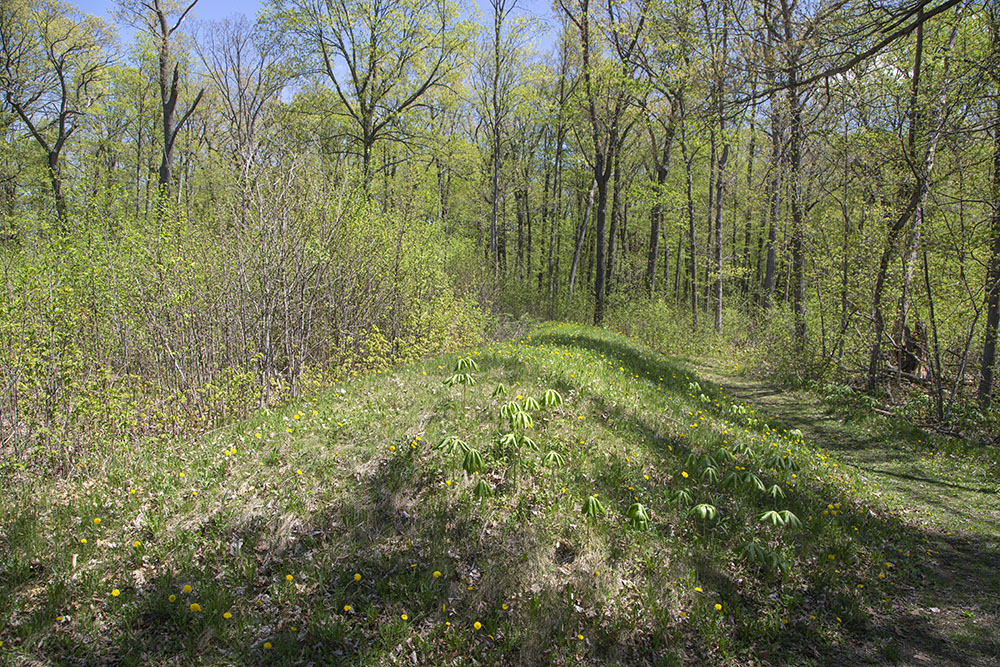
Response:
[72,0,559,47]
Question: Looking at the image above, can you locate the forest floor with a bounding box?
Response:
[2,323,999,665]
[690,359,1000,666]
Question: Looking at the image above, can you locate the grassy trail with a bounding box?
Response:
[3,323,999,666]
[690,358,1000,666]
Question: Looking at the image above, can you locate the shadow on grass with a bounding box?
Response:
[7,327,998,666]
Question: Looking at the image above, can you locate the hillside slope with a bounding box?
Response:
[1,324,994,665]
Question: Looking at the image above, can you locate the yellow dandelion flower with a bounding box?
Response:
[93,518,101,525]
[694,587,702,592]
[286,574,293,582]
[344,604,352,612]
[682,471,689,478]
[354,573,361,581]
[183,585,192,593]
[433,571,442,578]
[111,589,120,597]
[714,603,722,611]
[401,614,408,620]
[577,634,584,640]
[501,603,508,610]
[169,594,176,602]
[190,603,201,612]
[474,621,482,630]
[224,612,232,619]
[263,642,272,649]
[80,538,87,544]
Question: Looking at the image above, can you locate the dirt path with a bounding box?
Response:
[691,359,1000,666]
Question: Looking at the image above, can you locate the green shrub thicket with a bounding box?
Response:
[0,175,484,473]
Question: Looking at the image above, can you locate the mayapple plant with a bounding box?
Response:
[626,503,650,530]
[443,357,479,410]
[582,494,606,519]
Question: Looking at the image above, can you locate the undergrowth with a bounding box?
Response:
[0,324,979,665]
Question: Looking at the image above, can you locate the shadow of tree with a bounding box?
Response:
[14,327,998,666]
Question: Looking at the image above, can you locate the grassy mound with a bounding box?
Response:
[0,324,966,664]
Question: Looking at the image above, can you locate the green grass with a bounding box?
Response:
[1,324,997,665]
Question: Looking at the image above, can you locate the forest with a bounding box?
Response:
[1,0,999,663]
[1,0,998,450]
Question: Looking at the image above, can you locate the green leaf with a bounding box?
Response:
[542,450,564,468]
[581,495,606,519]
[626,502,650,530]
[691,503,718,521]
[542,389,563,407]
[463,448,485,475]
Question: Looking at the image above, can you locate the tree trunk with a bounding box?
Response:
[763,98,781,310]
[978,76,1000,407]
[606,150,622,299]
[681,127,698,329]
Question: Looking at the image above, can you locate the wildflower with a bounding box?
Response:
[501,604,508,610]
[190,603,202,612]
[112,589,120,597]
[169,595,176,602]
[390,445,396,451]
[682,472,689,478]
[433,571,442,579]
[133,541,141,548]
[80,538,87,544]
[401,614,408,620]
[286,574,294,582]
[714,603,722,611]
[344,604,352,612]
[223,612,232,619]
[577,634,584,640]
[183,585,192,594]
[694,587,702,592]
[474,621,482,630]
[263,642,272,649]
[354,573,361,581]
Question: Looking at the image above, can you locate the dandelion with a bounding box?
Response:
[344,605,352,612]
[474,621,482,630]
[694,587,702,592]
[80,538,87,544]
[682,472,689,478]
[354,573,361,581]
[714,603,722,611]
[433,571,442,579]
[401,614,408,620]
[577,634,584,640]
[183,585,192,594]
[190,603,202,612]
[112,589,120,597]
[390,445,396,452]
[224,612,232,619]
[286,574,294,581]
[263,642,272,649]
[133,541,141,548]
[93,518,101,525]
[169,595,176,602]
[501,604,508,610]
